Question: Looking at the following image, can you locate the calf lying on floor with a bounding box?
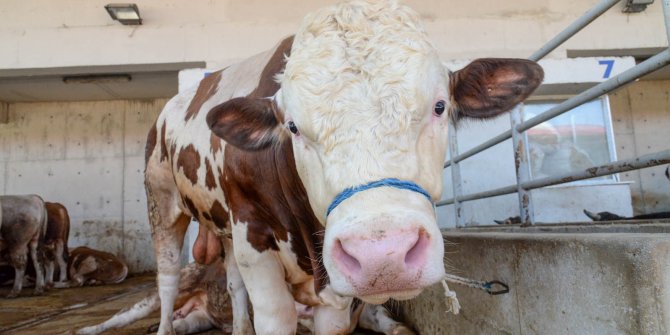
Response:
[76,258,414,335]
[53,246,127,288]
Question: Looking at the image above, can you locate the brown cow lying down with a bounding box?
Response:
[0,194,48,298]
[583,209,670,221]
[76,259,414,335]
[44,202,71,286]
[53,246,127,288]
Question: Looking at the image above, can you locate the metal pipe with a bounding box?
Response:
[443,129,513,168]
[529,0,622,61]
[518,49,670,133]
[521,150,670,190]
[437,150,670,206]
[663,0,670,44]
[447,121,466,227]
[436,185,518,206]
[509,105,535,225]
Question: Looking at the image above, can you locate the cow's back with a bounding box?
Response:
[44,202,70,245]
[145,40,288,235]
[0,195,47,243]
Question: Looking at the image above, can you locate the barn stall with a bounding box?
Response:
[1,0,670,334]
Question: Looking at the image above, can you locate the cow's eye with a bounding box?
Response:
[287,121,299,135]
[434,100,446,116]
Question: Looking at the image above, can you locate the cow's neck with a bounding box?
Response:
[224,34,328,294]
[222,139,327,293]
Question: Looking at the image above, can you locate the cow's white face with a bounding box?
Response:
[277,1,448,303]
[208,0,543,304]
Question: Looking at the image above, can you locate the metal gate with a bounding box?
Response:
[439,0,670,227]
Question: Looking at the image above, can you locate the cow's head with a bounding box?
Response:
[208,0,543,304]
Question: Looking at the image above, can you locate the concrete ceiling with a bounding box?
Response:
[0,62,205,103]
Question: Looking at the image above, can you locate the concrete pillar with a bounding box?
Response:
[0,102,7,124]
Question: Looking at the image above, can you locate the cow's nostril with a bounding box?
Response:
[404,229,429,268]
[333,239,362,275]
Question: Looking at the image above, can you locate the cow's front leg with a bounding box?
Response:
[313,298,353,335]
[358,304,415,335]
[223,238,253,335]
[29,234,46,295]
[234,229,296,335]
[55,240,68,282]
[44,252,55,287]
[7,245,28,298]
[152,216,190,335]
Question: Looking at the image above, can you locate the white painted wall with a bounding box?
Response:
[0,0,667,71]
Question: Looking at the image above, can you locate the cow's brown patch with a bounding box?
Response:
[204,159,217,190]
[159,122,169,163]
[209,200,229,230]
[222,140,319,274]
[176,144,200,185]
[248,36,294,98]
[169,143,177,160]
[183,196,200,219]
[202,211,212,222]
[210,134,222,156]
[185,71,223,122]
[145,124,157,164]
[218,34,324,283]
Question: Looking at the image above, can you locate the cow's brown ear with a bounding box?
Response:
[207,97,284,151]
[450,58,543,121]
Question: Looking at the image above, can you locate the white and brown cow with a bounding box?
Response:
[0,194,48,298]
[44,201,70,286]
[144,1,543,334]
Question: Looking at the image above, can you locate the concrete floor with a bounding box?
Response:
[0,275,382,335]
[0,274,221,335]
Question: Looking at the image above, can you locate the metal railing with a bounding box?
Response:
[440,0,670,227]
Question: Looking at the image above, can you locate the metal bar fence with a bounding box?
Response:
[441,0,670,226]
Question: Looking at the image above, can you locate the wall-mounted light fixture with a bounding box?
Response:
[62,74,132,84]
[105,3,142,25]
[623,0,654,13]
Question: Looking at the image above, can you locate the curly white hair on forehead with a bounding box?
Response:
[277,0,444,149]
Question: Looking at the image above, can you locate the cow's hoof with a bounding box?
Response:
[7,291,19,299]
[391,325,417,335]
[33,288,45,296]
[146,323,159,333]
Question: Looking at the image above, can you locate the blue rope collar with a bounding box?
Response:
[326,178,433,217]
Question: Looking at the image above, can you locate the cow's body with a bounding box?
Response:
[44,202,70,285]
[145,1,542,334]
[0,194,47,298]
[53,246,127,288]
[145,37,305,334]
[77,259,414,335]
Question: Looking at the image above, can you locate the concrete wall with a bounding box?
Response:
[0,99,166,272]
[401,226,670,334]
[609,80,670,215]
[0,0,667,71]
